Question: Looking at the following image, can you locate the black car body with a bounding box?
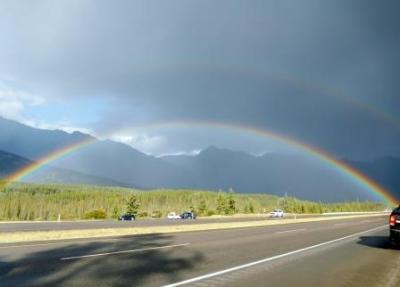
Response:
[389,206,400,245]
[180,211,196,220]
[118,214,135,221]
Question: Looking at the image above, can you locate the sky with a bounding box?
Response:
[0,0,399,159]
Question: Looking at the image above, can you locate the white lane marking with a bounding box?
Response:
[359,219,381,224]
[276,228,307,234]
[61,243,190,261]
[0,242,63,249]
[0,238,123,249]
[334,222,355,227]
[334,219,383,227]
[161,225,386,287]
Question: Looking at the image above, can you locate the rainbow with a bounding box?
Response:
[1,137,96,189]
[2,120,398,206]
[117,120,399,206]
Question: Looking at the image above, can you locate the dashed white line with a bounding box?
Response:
[161,225,386,287]
[334,222,355,227]
[61,243,190,261]
[276,228,307,234]
[0,238,123,249]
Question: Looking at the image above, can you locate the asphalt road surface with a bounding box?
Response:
[0,213,372,232]
[0,215,398,287]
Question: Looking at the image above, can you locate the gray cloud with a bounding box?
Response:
[0,0,399,159]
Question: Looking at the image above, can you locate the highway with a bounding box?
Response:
[0,213,372,232]
[0,215,398,287]
[0,216,274,232]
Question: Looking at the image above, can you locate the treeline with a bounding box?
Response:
[0,182,386,220]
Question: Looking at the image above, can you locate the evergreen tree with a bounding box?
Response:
[248,202,255,213]
[216,193,226,215]
[198,199,207,216]
[126,194,140,216]
[225,192,237,215]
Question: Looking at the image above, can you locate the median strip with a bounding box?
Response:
[0,213,387,244]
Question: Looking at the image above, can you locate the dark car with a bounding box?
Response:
[389,206,400,246]
[118,214,135,221]
[180,211,196,220]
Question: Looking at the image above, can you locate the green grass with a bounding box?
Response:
[0,182,386,221]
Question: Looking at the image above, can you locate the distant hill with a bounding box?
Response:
[0,117,399,202]
[0,150,129,187]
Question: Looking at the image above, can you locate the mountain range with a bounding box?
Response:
[0,117,399,202]
[0,150,129,187]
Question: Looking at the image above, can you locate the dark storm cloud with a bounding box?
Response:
[0,0,399,159]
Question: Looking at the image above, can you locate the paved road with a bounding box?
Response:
[0,216,270,232]
[0,213,376,232]
[0,215,398,287]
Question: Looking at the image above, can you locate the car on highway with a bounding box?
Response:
[270,209,284,218]
[180,211,196,220]
[167,212,181,219]
[389,206,400,246]
[118,214,135,221]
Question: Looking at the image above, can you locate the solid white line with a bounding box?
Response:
[61,243,190,261]
[161,225,386,287]
[276,228,306,234]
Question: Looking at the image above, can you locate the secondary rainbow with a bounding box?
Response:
[2,120,398,206]
[145,63,400,129]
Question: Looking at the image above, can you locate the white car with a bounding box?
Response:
[167,212,181,219]
[270,209,284,218]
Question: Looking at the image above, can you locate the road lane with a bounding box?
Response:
[0,213,380,233]
[60,243,191,261]
[222,228,400,287]
[0,215,395,287]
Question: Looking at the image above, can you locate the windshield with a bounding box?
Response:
[0,1,399,287]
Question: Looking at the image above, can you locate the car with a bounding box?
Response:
[118,214,135,221]
[167,212,181,219]
[180,211,196,220]
[389,206,400,246]
[270,209,284,218]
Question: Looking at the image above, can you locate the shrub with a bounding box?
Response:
[151,210,162,218]
[207,210,215,216]
[84,209,107,219]
[138,211,148,218]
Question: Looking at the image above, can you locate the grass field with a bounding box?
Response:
[0,182,386,221]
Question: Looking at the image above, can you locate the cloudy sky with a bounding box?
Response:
[0,0,399,159]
